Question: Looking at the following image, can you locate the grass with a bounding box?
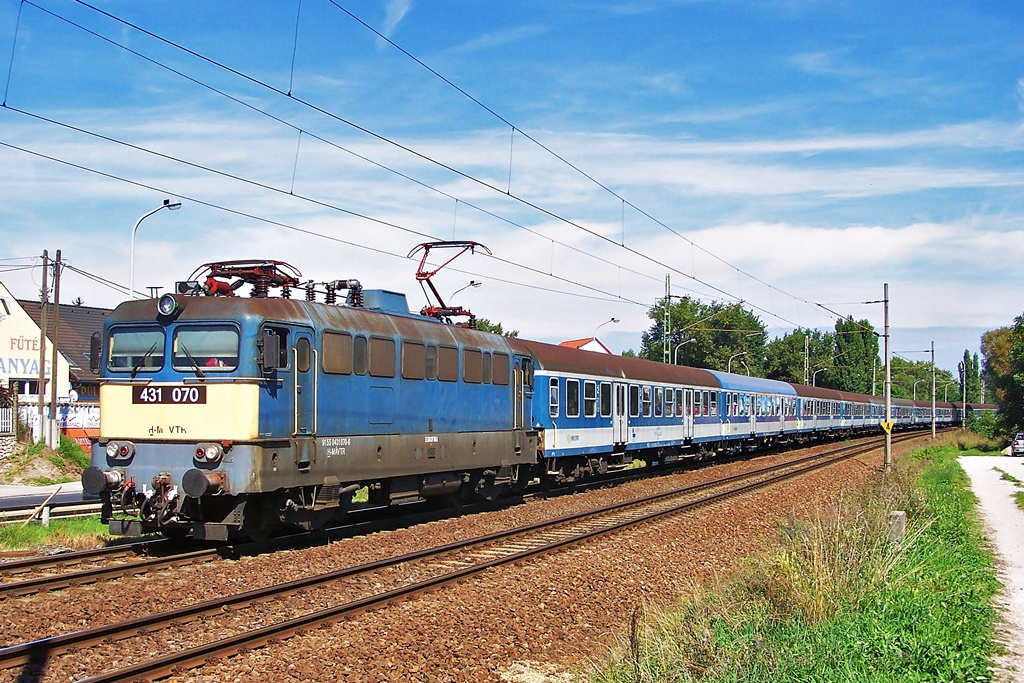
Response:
[591,432,1001,683]
[1,435,91,486]
[0,515,109,551]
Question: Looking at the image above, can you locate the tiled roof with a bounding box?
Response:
[19,300,112,381]
[559,337,596,349]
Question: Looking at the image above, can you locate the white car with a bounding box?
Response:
[1013,433,1024,457]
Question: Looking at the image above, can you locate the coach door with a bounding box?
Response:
[684,389,694,439]
[613,382,628,445]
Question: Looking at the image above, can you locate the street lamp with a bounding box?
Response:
[594,317,619,339]
[939,382,956,402]
[740,359,750,377]
[450,280,481,300]
[813,367,827,386]
[913,379,926,401]
[727,351,747,374]
[674,338,695,365]
[129,199,182,299]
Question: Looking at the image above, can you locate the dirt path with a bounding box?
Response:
[958,456,1024,682]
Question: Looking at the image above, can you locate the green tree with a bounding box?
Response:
[764,328,834,385]
[638,296,766,373]
[830,317,879,394]
[958,350,981,403]
[980,328,1011,404]
[475,318,518,337]
[993,314,1024,432]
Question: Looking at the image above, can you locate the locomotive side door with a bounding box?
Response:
[292,328,317,468]
[613,382,628,445]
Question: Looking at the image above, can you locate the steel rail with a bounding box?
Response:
[1,431,929,679]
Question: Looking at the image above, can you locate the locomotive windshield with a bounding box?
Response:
[172,325,239,371]
[107,328,165,373]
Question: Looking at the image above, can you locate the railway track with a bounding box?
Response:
[0,432,924,682]
[0,430,903,599]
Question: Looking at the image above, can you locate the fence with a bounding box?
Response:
[0,407,12,435]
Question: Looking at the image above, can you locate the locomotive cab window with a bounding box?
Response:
[173,325,238,372]
[108,328,165,373]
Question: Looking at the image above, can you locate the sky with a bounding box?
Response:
[0,0,1021,375]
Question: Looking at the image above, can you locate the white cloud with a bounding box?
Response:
[379,0,413,43]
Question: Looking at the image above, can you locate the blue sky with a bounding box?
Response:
[0,0,1021,374]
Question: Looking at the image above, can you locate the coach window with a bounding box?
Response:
[584,380,597,418]
[696,391,703,417]
[482,352,493,384]
[600,382,612,418]
[493,353,510,386]
[654,387,663,417]
[677,389,686,416]
[323,332,353,374]
[438,346,458,382]
[353,336,368,375]
[549,377,559,418]
[567,379,581,418]
[464,349,483,383]
[425,346,437,380]
[710,392,718,416]
[369,338,396,377]
[629,384,640,417]
[642,386,652,417]
[666,390,674,418]
[401,341,426,380]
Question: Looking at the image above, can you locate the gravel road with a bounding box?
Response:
[958,455,1024,682]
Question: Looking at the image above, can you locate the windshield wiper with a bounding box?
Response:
[176,342,207,379]
[130,342,159,379]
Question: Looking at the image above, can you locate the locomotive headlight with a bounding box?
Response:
[157,293,185,318]
[106,442,119,458]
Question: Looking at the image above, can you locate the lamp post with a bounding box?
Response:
[913,379,926,401]
[813,367,827,386]
[740,359,750,376]
[594,317,619,340]
[674,338,695,365]
[450,280,481,300]
[940,382,956,402]
[727,351,747,374]
[129,199,182,299]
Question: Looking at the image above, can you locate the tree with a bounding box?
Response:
[830,317,879,394]
[981,327,1012,403]
[638,296,766,373]
[764,328,834,385]
[474,318,518,338]
[993,313,1024,432]
[958,350,981,403]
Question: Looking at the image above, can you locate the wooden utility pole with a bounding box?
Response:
[37,249,48,444]
[49,250,62,447]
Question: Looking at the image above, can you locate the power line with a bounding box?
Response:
[0,139,643,308]
[55,0,807,325]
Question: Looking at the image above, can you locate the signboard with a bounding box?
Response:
[881,421,894,434]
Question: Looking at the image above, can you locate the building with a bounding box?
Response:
[0,280,110,445]
[558,337,613,354]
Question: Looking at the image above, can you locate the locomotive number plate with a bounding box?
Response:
[132,385,207,405]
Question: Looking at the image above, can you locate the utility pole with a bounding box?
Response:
[804,334,809,386]
[663,274,671,364]
[883,283,892,472]
[49,250,62,448]
[37,250,48,445]
[930,340,936,439]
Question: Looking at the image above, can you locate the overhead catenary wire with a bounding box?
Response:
[48,0,813,327]
[0,139,643,308]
